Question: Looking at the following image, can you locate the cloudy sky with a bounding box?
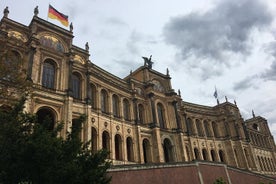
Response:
[1,0,276,138]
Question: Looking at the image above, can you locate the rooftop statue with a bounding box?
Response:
[142,55,153,69]
[34,6,39,16]
[3,6,9,17]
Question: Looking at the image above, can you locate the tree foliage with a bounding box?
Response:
[0,49,31,102]
[213,177,227,184]
[0,97,111,184]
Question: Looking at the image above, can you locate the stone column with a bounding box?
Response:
[242,122,250,141]
[224,120,230,138]
[67,59,74,96]
[148,92,157,126]
[135,125,142,163]
[183,113,190,135]
[152,128,163,163]
[133,98,138,124]
[172,100,181,130]
[27,45,36,81]
[85,71,91,104]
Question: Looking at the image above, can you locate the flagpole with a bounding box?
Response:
[47,2,49,21]
[213,86,219,105]
[47,0,52,21]
[213,86,218,99]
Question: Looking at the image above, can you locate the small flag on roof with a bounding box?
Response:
[213,87,218,99]
[48,4,69,27]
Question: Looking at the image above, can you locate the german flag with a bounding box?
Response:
[48,5,69,27]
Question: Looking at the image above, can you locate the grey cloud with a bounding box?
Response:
[126,31,143,55]
[126,30,157,55]
[104,58,140,78]
[262,42,276,81]
[163,0,273,78]
[261,61,276,81]
[105,17,128,27]
[66,2,80,19]
[233,75,258,91]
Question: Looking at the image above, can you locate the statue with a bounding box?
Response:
[3,6,9,18]
[225,96,228,102]
[70,22,73,32]
[142,55,153,69]
[85,42,89,51]
[34,6,39,16]
[252,110,255,118]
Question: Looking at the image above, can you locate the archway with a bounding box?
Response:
[194,148,200,160]
[142,139,151,163]
[36,107,56,130]
[163,138,174,162]
[115,134,122,160]
[126,137,134,162]
[219,150,225,163]
[211,149,217,161]
[102,131,110,158]
[91,127,97,154]
[202,149,208,161]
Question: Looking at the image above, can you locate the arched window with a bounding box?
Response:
[270,158,275,171]
[112,95,119,117]
[42,60,55,89]
[143,139,151,163]
[163,138,174,162]
[196,119,204,137]
[204,120,211,137]
[72,73,81,99]
[186,146,190,161]
[187,118,195,135]
[101,90,108,113]
[258,156,263,170]
[157,103,165,129]
[90,84,97,109]
[212,121,219,138]
[234,149,240,167]
[253,123,259,131]
[138,104,145,124]
[265,157,271,171]
[91,127,97,154]
[115,134,122,160]
[123,99,130,120]
[202,149,208,160]
[36,107,55,131]
[211,150,216,161]
[102,131,110,158]
[126,137,134,162]
[194,148,200,160]
[72,118,82,140]
[262,157,267,171]
[219,150,225,163]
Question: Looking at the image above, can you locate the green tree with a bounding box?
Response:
[0,49,31,102]
[213,177,227,184]
[0,97,111,184]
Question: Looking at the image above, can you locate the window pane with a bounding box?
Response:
[123,99,129,120]
[157,104,165,128]
[72,74,80,98]
[42,62,55,89]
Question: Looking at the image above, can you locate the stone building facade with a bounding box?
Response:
[0,8,275,177]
